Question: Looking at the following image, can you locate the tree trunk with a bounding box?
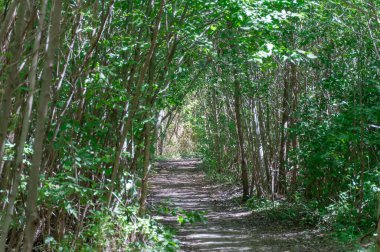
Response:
[257,101,271,191]
[0,0,20,47]
[377,193,380,252]
[278,65,291,195]
[0,1,47,250]
[107,0,165,205]
[23,1,62,250]
[233,72,249,201]
[138,123,152,216]
[211,85,222,171]
[0,1,28,177]
[289,62,299,191]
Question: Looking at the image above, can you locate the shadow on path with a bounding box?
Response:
[149,159,346,252]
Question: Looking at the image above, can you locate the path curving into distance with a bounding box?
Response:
[149,159,347,252]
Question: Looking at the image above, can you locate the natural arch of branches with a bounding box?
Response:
[0,0,379,251]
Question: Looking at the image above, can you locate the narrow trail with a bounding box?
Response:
[149,159,346,252]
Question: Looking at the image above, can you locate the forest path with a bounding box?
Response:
[149,159,346,252]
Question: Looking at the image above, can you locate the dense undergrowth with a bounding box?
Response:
[200,158,377,250]
[246,197,375,244]
[2,170,179,251]
[44,206,179,252]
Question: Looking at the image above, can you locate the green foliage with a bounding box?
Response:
[247,192,379,244]
[154,199,208,226]
[183,0,380,247]
[201,156,240,185]
[176,210,207,226]
[246,198,320,230]
[1,0,379,250]
[44,206,179,252]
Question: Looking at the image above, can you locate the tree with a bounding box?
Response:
[23,0,63,249]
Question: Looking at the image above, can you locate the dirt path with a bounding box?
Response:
[149,159,347,252]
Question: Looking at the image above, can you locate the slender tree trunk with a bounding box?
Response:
[245,100,261,196]
[278,66,290,195]
[357,57,366,220]
[377,194,380,252]
[159,112,175,155]
[107,0,165,205]
[0,1,47,250]
[138,123,152,216]
[289,62,299,191]
[0,0,20,47]
[155,110,165,154]
[23,1,62,250]
[233,71,249,201]
[258,101,271,191]
[251,99,267,195]
[211,85,222,171]
[0,1,28,177]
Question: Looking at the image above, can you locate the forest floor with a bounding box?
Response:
[148,159,351,251]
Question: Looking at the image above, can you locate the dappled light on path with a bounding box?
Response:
[149,160,345,252]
